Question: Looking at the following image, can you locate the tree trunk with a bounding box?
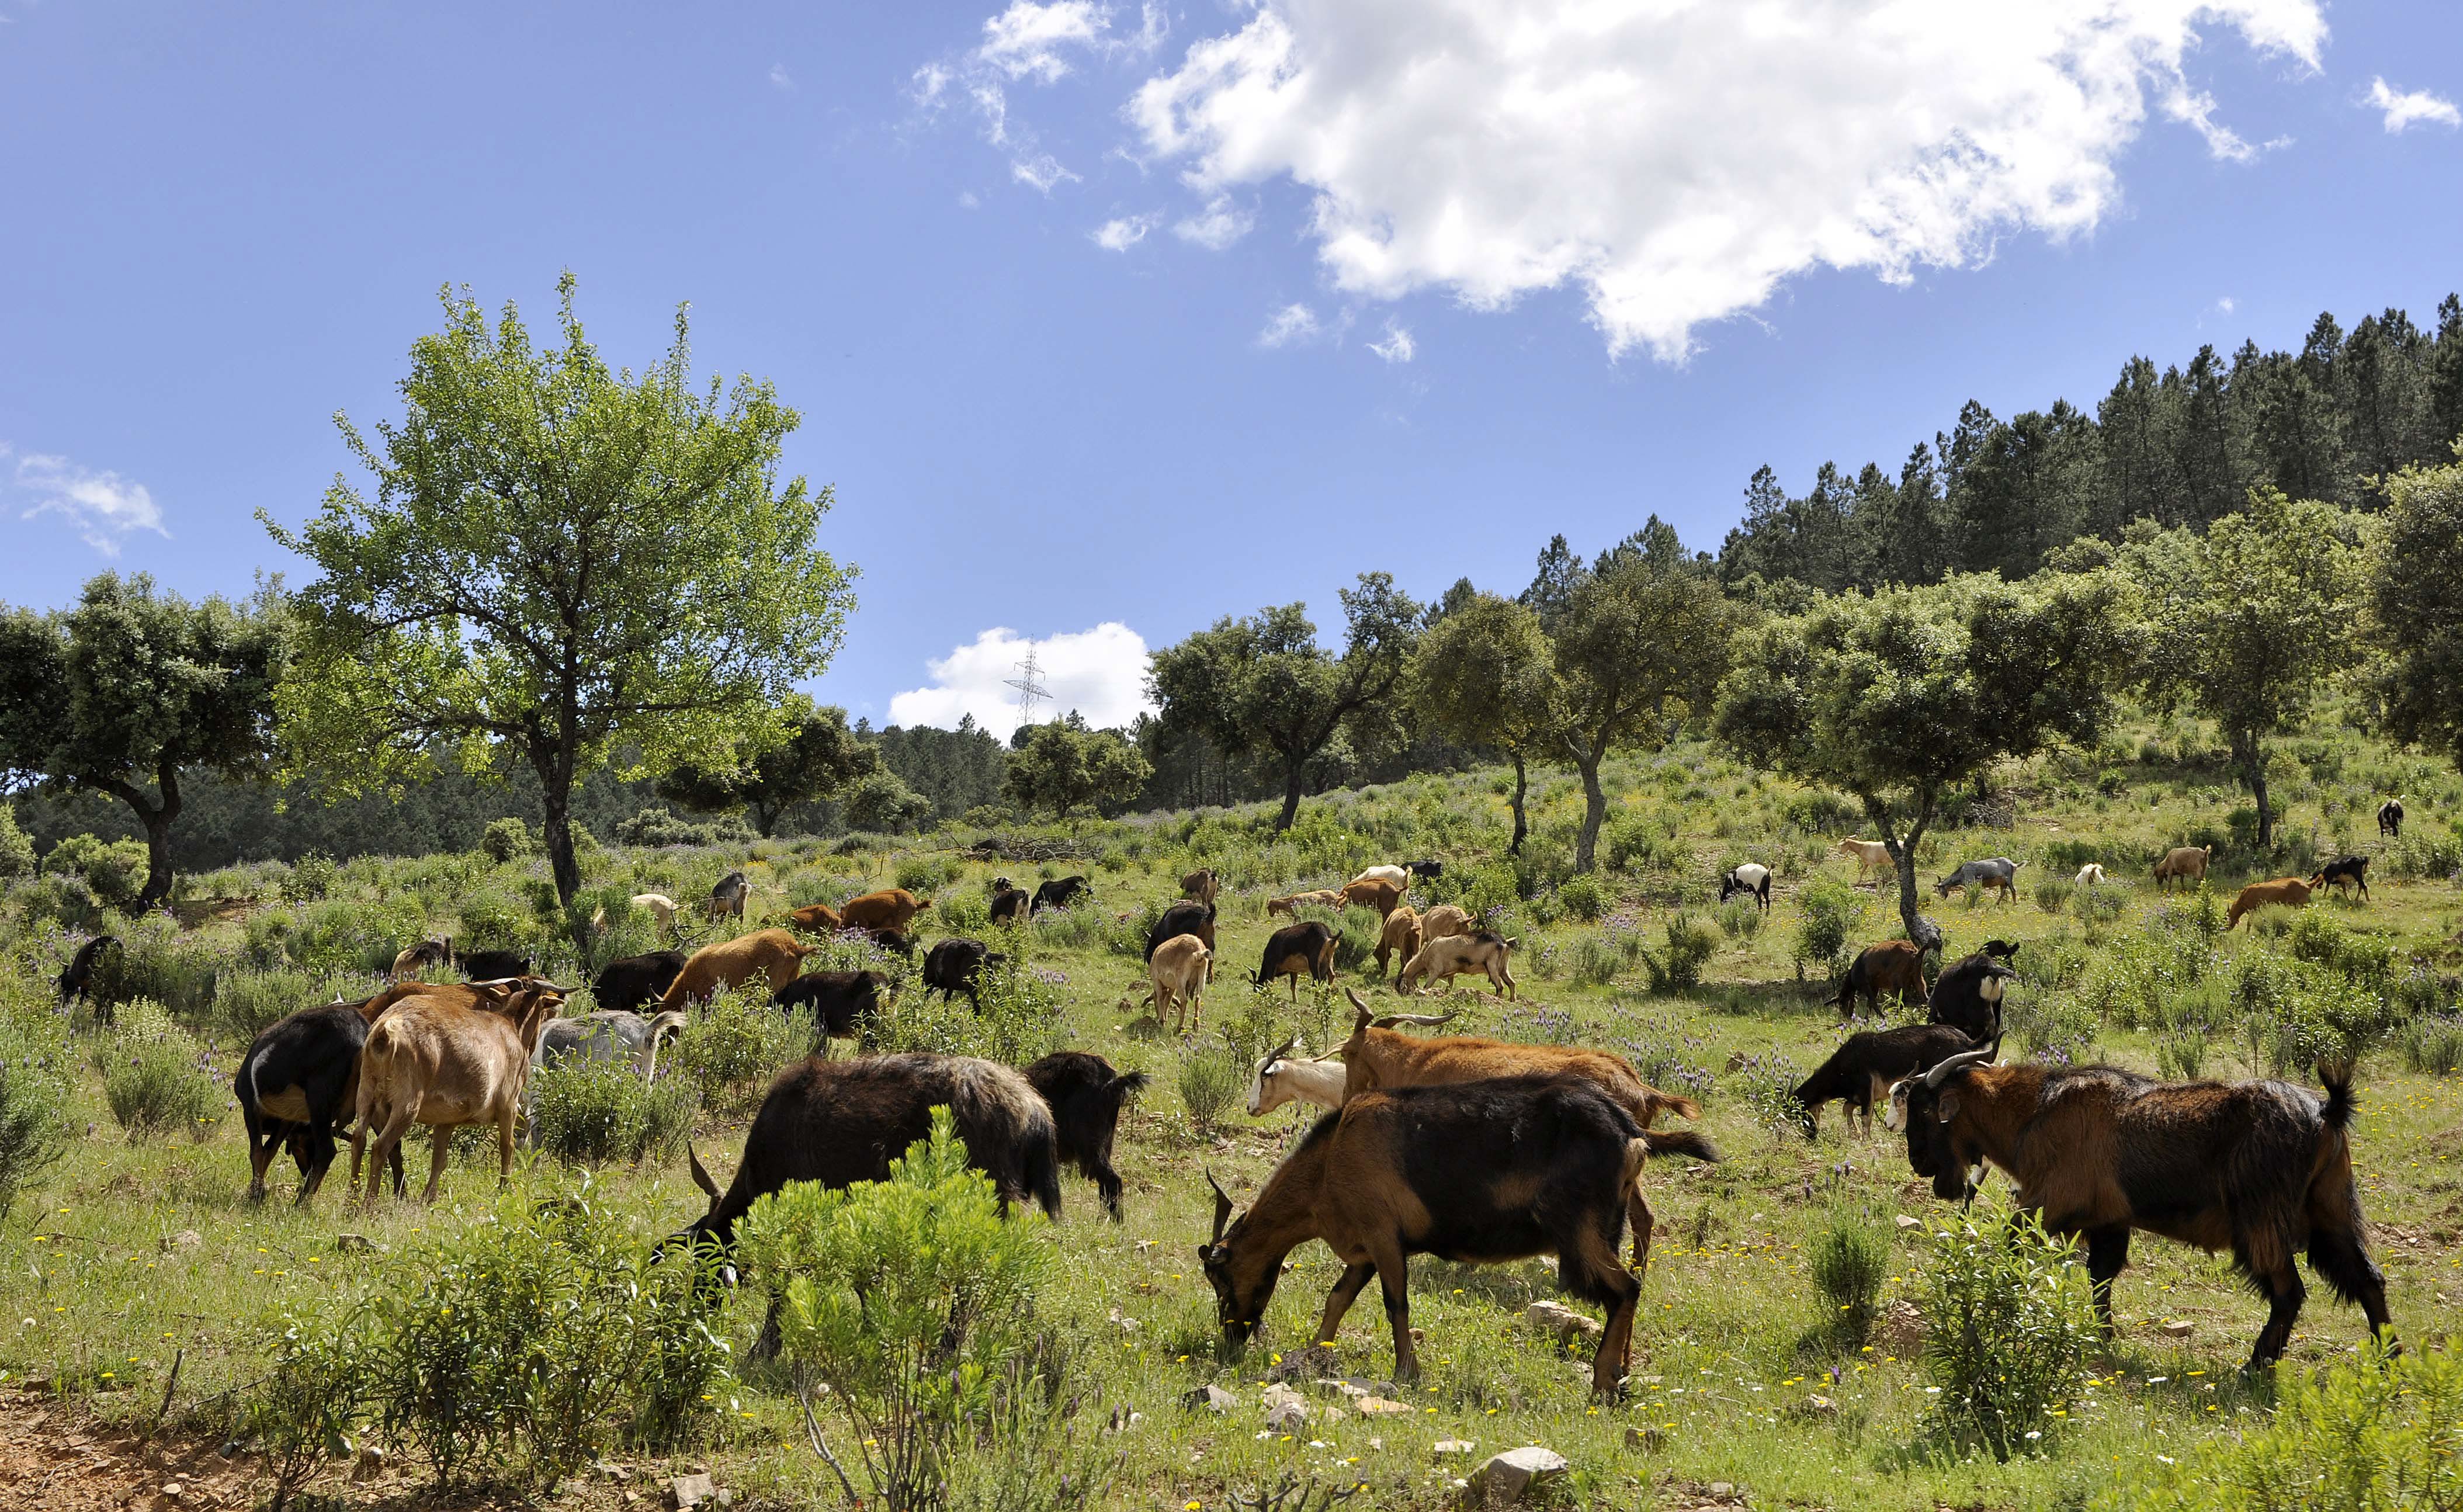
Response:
[1871,795,1934,950]
[1276,761,1305,831]
[102,768,181,911]
[1573,757,1607,873]
[1508,752,1529,855]
[2231,730,2273,851]
[538,767,585,951]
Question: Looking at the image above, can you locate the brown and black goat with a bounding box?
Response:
[1885,1049,2393,1369]
[1788,1022,1985,1140]
[1251,920,1339,1000]
[1196,1074,1650,1394]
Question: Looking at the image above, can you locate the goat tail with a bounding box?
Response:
[1109,1070,1152,1106]
[2318,1061,2360,1134]
[1640,1128,1722,1164]
[1025,1127,1065,1220]
[1639,1090,1702,1125]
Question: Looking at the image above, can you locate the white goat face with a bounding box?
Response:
[1882,1080,1914,1133]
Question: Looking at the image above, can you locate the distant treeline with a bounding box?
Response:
[1715,301,2463,592]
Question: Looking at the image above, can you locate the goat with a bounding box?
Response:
[1347,865,1410,890]
[1337,989,1706,1138]
[2074,863,2107,887]
[2226,876,2314,930]
[1828,940,1928,1019]
[1837,838,1893,883]
[55,934,120,1018]
[1266,888,1347,919]
[1402,859,1444,880]
[656,928,816,1009]
[235,994,403,1204]
[1031,875,1094,914]
[922,938,1004,1009]
[1339,877,1406,918]
[2379,797,2405,839]
[786,901,844,935]
[1885,1050,2393,1369]
[1252,921,1340,1001]
[707,870,751,922]
[1022,1051,1148,1220]
[459,948,532,982]
[988,883,1029,925]
[839,888,929,932]
[772,969,894,1043]
[592,950,687,1013]
[1136,935,1212,1034]
[632,893,681,934]
[1196,1074,1652,1393]
[388,937,453,982]
[1927,948,2018,1043]
[351,983,566,1204]
[1935,856,2024,903]
[1181,867,1219,906]
[1418,903,1475,942]
[1719,863,1772,912]
[2153,845,2214,890]
[2308,856,2371,901]
[1372,906,1424,979]
[1244,1036,1347,1116]
[859,927,915,959]
[533,1008,686,1078]
[1144,900,1217,982]
[1393,931,1517,999]
[1789,1023,1985,1140]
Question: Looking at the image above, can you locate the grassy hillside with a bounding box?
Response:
[4,706,2461,1509]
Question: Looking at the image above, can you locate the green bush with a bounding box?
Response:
[1715,897,1764,941]
[1555,873,1606,923]
[1794,880,1865,980]
[894,854,959,893]
[94,998,221,1139]
[0,1019,71,1220]
[527,1060,699,1167]
[1728,1048,1805,1136]
[480,817,536,863]
[1917,1205,2097,1461]
[1638,913,1717,994]
[2396,1015,2463,1077]
[2031,876,2073,914]
[612,806,750,849]
[15,873,103,932]
[1177,1043,1244,1131]
[0,806,35,878]
[279,851,338,903]
[738,1109,1052,1512]
[211,967,331,1042]
[936,885,992,932]
[2105,1338,2458,1512]
[93,915,222,1017]
[665,986,807,1101]
[44,833,151,911]
[1808,1208,1891,1347]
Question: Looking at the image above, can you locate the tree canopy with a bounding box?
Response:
[2373,453,2463,776]
[0,573,293,907]
[268,276,854,939]
[1002,719,1153,818]
[657,699,879,837]
[1406,592,1557,852]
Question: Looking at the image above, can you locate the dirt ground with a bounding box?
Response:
[0,1390,266,1512]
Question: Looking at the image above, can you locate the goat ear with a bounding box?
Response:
[687,1143,721,1203]
[1937,1091,1961,1122]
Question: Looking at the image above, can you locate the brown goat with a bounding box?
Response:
[1338,877,1405,918]
[1393,931,1517,998]
[1266,888,1347,919]
[1828,940,1929,1019]
[1253,921,1340,1000]
[657,928,815,1009]
[2153,845,2214,890]
[839,888,929,932]
[786,901,844,934]
[2226,876,2313,930]
[1373,907,1424,978]
[1181,868,1219,906]
[351,983,565,1204]
[1418,903,1475,942]
[1136,935,1212,1034]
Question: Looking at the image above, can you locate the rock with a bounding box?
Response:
[2160,1320,2194,1339]
[1265,1401,1309,1431]
[1524,1300,1603,1341]
[350,1445,386,1482]
[335,1233,376,1254]
[1183,1385,1239,1414]
[1709,1483,1735,1499]
[1107,1308,1139,1332]
[1432,1439,1476,1457]
[1468,1447,1568,1503]
[1895,1214,1922,1230]
[1355,1396,1412,1416]
[161,1230,201,1253]
[665,1472,717,1510]
[1793,1393,1836,1419]
[161,1483,185,1501]
[1624,1426,1666,1452]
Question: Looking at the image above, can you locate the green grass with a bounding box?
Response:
[5,705,2463,1507]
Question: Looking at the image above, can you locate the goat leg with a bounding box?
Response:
[1313,1263,1375,1347]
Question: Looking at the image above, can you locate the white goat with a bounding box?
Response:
[2075,863,2107,887]
[1244,1037,1348,1117]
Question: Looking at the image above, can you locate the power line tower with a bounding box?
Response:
[1004,646,1051,728]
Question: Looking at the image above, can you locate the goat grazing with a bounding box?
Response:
[921,938,1004,1008]
[2074,863,2107,887]
[1372,906,1424,979]
[1181,867,1219,906]
[772,969,894,1043]
[236,994,403,1205]
[1031,875,1094,914]
[1828,940,1928,1019]
[1417,903,1475,942]
[55,934,120,1017]
[2309,855,2371,901]
[1837,838,1893,883]
[1392,931,1517,999]
[786,901,844,935]
[2379,797,2405,838]
[1022,1051,1148,1219]
[1788,1023,1985,1140]
[656,928,816,1009]
[1719,863,1772,912]
[592,950,687,1014]
[2227,876,2314,930]
[1244,1037,1348,1117]
[1144,900,1217,980]
[1935,856,2024,903]
[839,888,929,933]
[1252,921,1340,1000]
[1137,934,1212,1034]
[388,937,453,983]
[2153,845,2213,890]
[351,982,566,1204]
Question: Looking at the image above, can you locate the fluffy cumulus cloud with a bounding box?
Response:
[1099,0,2327,359]
[5,443,166,554]
[889,623,1156,739]
[2365,77,2461,133]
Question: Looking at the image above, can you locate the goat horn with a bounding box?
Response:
[1372,1011,1458,1029]
[687,1143,721,1204]
[1344,987,1376,1032]
[1260,1035,1299,1070]
[1923,1047,1994,1090]
[1205,1170,1236,1246]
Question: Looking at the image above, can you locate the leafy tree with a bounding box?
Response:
[267,277,853,942]
[2372,453,2463,774]
[1146,573,1422,830]
[2122,490,2363,851]
[1550,525,1743,872]
[872,717,1010,821]
[1406,592,1557,852]
[1001,720,1152,818]
[656,698,879,837]
[842,771,931,835]
[1717,572,2141,939]
[0,573,293,908]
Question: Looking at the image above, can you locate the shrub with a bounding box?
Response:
[1794,880,1864,980]
[44,833,151,911]
[0,1027,71,1220]
[0,805,34,878]
[480,817,536,863]
[2031,876,2073,914]
[1638,914,1716,994]
[1728,1048,1804,1136]
[250,1311,364,1511]
[2155,1027,2212,1080]
[612,806,750,849]
[1555,873,1605,923]
[2006,989,2099,1065]
[895,854,958,893]
[94,998,220,1139]
[1808,1208,1891,1347]
[1782,788,1861,833]
[2104,1339,2462,1512]
[279,851,338,903]
[936,886,991,933]
[2395,1015,2463,1077]
[1177,1043,1244,1131]
[527,1060,699,1167]
[211,967,330,1042]
[15,873,103,932]
[1917,1205,2097,1460]
[1715,897,1764,941]
[94,915,223,1017]
[738,1109,1050,1512]
[665,986,807,1102]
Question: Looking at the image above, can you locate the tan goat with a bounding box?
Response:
[1837,838,1893,883]
[1339,878,1405,918]
[656,928,814,1010]
[351,983,565,1204]
[1181,868,1219,906]
[1266,889,1347,918]
[2226,876,2313,931]
[1393,931,1518,999]
[1417,903,1475,942]
[2153,845,2214,890]
[1136,935,1213,1034]
[839,888,929,932]
[1373,907,1424,978]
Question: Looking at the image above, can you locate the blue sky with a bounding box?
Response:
[3,1,2458,736]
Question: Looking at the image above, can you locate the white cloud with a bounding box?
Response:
[1112,0,2325,359]
[1368,320,1415,363]
[2216,295,2237,314]
[1012,153,1081,192]
[769,63,793,91]
[2365,77,2461,133]
[959,189,981,209]
[923,2,1169,194]
[980,1,1110,83]
[5,443,168,556]
[889,623,1156,739]
[1092,212,1160,249]
[1258,303,1321,348]
[1172,192,1253,249]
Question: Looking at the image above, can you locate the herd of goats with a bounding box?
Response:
[183,819,2413,1395]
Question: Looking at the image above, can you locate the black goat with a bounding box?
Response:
[1788,1023,1985,1140]
[1251,920,1339,1000]
[2309,855,2371,901]
[1886,1050,2394,1369]
[1144,900,1217,966]
[235,997,403,1204]
[1031,875,1093,914]
[772,969,893,1042]
[922,937,1004,1008]
[1023,1051,1148,1220]
[1926,948,2017,1043]
[56,934,120,1019]
[592,950,687,1013]
[460,948,532,982]
[1401,859,1444,880]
